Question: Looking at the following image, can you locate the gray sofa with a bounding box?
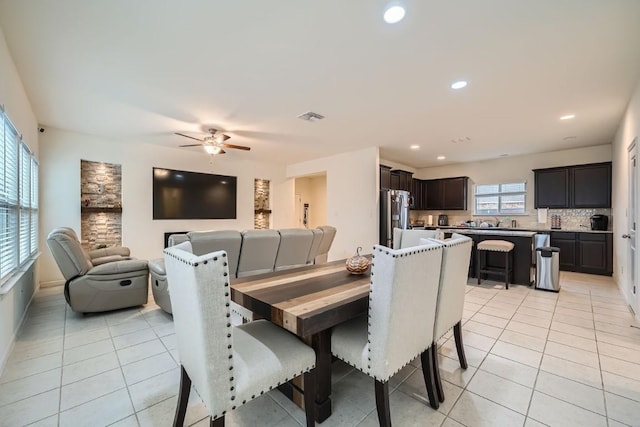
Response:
[149,226,336,314]
[46,228,149,313]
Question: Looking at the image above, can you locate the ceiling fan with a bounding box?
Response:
[175,128,251,155]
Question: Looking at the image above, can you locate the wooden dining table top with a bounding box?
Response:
[231,259,371,338]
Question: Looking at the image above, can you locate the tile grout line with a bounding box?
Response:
[591,288,611,425]
[522,282,557,425]
[445,282,533,425]
[109,308,144,427]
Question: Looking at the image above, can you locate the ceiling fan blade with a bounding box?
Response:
[175,132,204,142]
[218,133,231,142]
[221,143,251,151]
[179,143,205,147]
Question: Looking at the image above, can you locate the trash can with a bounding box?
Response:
[536,246,560,292]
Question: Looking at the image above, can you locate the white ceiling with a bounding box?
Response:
[1,0,639,168]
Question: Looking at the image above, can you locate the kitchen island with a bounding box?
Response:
[444,229,536,286]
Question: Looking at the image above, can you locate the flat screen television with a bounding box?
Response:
[153,167,237,219]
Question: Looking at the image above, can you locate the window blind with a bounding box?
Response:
[0,109,39,283]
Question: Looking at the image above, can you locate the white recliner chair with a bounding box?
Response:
[46,228,149,313]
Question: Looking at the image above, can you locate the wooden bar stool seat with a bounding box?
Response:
[476,240,515,289]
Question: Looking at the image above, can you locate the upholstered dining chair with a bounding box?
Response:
[392,228,440,249]
[422,233,473,404]
[164,246,317,427]
[331,242,444,426]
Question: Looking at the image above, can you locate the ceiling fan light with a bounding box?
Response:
[204,145,222,155]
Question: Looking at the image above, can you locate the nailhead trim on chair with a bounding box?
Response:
[170,248,317,421]
[355,244,439,382]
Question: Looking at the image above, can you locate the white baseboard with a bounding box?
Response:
[40,280,64,288]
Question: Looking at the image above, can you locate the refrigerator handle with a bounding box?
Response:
[386,192,392,246]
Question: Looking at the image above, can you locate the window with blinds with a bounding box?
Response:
[474,182,526,215]
[0,108,39,284]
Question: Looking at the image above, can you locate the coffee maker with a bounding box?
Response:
[590,214,608,231]
[438,214,449,226]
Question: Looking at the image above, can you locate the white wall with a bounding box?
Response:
[612,78,640,316]
[0,25,39,371]
[39,127,290,284]
[287,147,379,260]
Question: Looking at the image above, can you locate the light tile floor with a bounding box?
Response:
[2,272,640,427]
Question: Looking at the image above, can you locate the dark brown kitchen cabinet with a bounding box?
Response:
[411,179,423,210]
[571,163,612,208]
[442,177,468,210]
[550,232,577,271]
[534,168,569,208]
[577,233,612,275]
[425,179,443,209]
[534,162,611,208]
[389,169,412,191]
[550,231,612,276]
[380,165,391,190]
[424,177,468,210]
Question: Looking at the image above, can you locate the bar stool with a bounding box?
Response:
[476,240,515,289]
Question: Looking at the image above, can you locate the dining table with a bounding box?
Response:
[231,258,371,423]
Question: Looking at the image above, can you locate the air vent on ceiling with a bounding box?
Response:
[297,111,325,122]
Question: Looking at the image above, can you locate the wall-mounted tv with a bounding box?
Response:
[153,167,237,220]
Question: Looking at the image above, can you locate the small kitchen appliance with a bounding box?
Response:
[438,214,449,226]
[590,214,608,231]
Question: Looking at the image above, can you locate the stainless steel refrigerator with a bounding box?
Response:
[380,189,412,247]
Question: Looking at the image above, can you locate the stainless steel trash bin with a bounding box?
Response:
[536,246,560,292]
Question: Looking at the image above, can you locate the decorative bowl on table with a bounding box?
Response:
[346,247,370,274]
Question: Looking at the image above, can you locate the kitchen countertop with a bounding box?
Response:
[450,229,536,237]
[419,225,613,234]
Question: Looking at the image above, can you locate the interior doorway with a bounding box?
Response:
[627,138,638,316]
[294,173,327,229]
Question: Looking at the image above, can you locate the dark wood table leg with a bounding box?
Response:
[312,329,332,423]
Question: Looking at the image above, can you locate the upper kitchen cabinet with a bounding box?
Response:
[442,177,468,210]
[411,178,423,210]
[534,167,569,208]
[389,169,413,191]
[534,162,612,208]
[424,177,469,210]
[380,165,392,190]
[571,162,611,208]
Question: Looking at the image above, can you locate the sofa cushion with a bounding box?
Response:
[274,229,314,271]
[237,230,280,277]
[187,230,242,276]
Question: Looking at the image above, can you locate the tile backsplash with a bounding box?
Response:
[411,208,612,231]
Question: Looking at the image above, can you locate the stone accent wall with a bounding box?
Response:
[80,160,122,249]
[80,212,122,249]
[254,179,270,229]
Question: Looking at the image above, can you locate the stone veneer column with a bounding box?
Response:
[254,179,270,229]
[80,160,122,249]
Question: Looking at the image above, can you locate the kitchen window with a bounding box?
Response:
[474,182,526,215]
[1,106,39,286]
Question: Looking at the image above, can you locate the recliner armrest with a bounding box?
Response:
[88,247,131,259]
[88,259,148,275]
[92,255,130,266]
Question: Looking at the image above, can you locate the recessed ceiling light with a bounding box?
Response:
[384,6,405,24]
[451,80,468,90]
[500,154,509,157]
[560,114,575,120]
[437,155,446,160]
[410,144,420,150]
[563,136,577,140]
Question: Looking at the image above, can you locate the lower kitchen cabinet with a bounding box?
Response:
[550,232,612,276]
